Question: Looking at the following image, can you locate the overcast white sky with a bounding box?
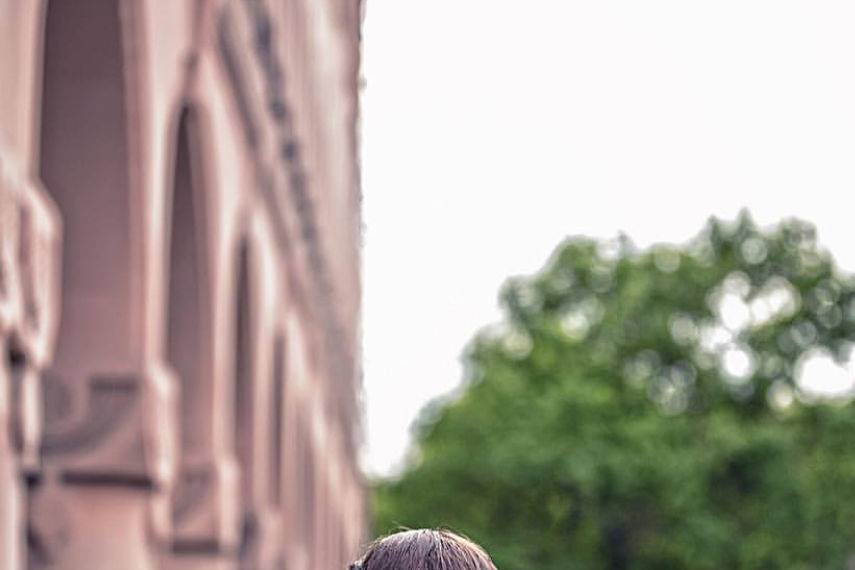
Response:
[360,0,855,478]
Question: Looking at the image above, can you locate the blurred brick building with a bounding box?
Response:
[0,0,365,568]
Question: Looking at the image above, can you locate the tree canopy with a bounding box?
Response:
[374,214,855,569]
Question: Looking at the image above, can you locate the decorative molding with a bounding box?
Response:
[217,0,359,461]
[14,179,61,369]
[0,153,23,333]
[41,375,138,457]
[59,471,153,489]
[10,363,42,475]
[168,456,242,557]
[173,466,213,523]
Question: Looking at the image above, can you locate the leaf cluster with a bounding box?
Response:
[375,214,855,569]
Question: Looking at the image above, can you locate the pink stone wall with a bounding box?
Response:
[0,1,365,568]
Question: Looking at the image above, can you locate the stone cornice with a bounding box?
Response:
[216,0,362,465]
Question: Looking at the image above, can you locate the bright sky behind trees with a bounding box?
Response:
[361,0,855,476]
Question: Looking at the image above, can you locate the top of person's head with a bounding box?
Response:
[350,529,497,570]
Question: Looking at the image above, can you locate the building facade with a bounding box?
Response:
[0,0,365,568]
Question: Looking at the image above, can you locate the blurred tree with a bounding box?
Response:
[374,213,855,570]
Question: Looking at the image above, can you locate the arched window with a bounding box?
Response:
[234,241,257,510]
[40,0,133,370]
[270,334,286,507]
[300,423,316,560]
[166,107,211,455]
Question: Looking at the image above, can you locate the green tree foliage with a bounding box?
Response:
[374,214,855,569]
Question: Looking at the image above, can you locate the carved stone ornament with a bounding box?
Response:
[0,153,23,333]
